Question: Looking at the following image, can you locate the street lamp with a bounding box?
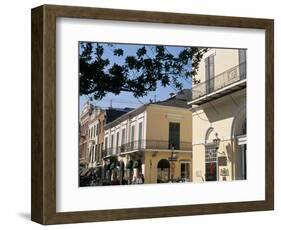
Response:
[213,132,221,150]
[212,133,225,155]
[168,144,177,182]
[212,132,228,181]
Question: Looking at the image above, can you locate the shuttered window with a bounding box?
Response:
[121,129,126,145]
[138,122,143,148]
[205,55,214,93]
[131,126,135,142]
[169,122,180,150]
[111,134,114,148]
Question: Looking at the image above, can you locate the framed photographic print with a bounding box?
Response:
[31,4,274,225]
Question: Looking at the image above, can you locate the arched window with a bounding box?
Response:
[205,127,216,144]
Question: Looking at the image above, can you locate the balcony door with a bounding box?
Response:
[205,55,214,94]
[138,122,143,149]
[205,146,218,181]
[169,122,180,150]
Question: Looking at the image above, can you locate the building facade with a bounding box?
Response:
[84,106,132,179]
[79,102,93,169]
[87,108,101,169]
[102,91,193,185]
[189,48,247,182]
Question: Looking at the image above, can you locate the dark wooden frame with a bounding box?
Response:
[31,4,274,225]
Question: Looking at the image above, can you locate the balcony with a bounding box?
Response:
[188,62,246,105]
[103,140,192,158]
[102,147,114,158]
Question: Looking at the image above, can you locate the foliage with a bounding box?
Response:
[79,43,207,100]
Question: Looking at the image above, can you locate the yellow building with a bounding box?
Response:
[189,48,247,182]
[103,90,193,185]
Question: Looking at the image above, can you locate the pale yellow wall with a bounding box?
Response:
[114,150,192,184]
[103,103,193,184]
[146,104,192,144]
[144,151,192,184]
[192,144,205,182]
[192,89,246,182]
[192,89,245,144]
[196,48,240,83]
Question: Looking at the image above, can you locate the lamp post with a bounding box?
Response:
[212,132,228,181]
[212,132,225,155]
[213,133,221,149]
[168,145,177,182]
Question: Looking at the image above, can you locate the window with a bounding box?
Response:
[205,147,218,181]
[131,126,135,142]
[121,129,126,152]
[116,132,120,153]
[180,162,190,181]
[236,144,247,180]
[89,148,92,162]
[93,125,96,137]
[169,122,180,150]
[205,55,214,93]
[130,126,135,150]
[94,145,98,161]
[96,124,99,136]
[138,122,143,148]
[121,128,126,145]
[111,134,114,148]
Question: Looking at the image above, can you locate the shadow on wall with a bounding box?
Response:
[225,143,233,162]
[202,102,237,124]
[200,89,246,124]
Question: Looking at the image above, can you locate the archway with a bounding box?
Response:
[157,159,170,183]
[231,105,247,180]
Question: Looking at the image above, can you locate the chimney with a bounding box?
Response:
[169,92,176,98]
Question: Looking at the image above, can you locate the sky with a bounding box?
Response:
[79,42,193,112]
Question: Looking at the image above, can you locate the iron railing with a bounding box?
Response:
[192,62,246,100]
[102,139,192,158]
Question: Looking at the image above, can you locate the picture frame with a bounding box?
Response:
[31,4,274,225]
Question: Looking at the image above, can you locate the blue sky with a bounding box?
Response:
[79,42,192,112]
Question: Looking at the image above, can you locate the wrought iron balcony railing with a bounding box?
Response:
[191,62,246,100]
[102,139,192,158]
[102,147,113,158]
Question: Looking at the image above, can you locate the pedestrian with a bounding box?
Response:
[140,174,144,184]
[136,177,142,184]
[132,176,137,184]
